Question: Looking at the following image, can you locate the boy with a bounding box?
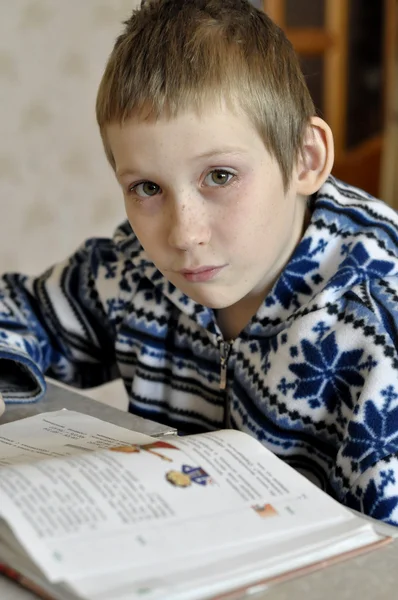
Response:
[1,0,398,524]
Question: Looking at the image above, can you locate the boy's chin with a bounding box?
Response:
[182,287,238,311]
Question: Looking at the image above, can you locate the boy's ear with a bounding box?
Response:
[295,116,334,195]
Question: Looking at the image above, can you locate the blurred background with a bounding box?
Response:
[0,0,137,275]
[253,0,398,207]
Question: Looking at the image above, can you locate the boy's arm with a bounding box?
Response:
[329,276,398,526]
[343,457,398,527]
[0,232,127,404]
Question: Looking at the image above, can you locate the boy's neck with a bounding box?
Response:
[216,296,265,340]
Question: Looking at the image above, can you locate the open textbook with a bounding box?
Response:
[0,410,393,600]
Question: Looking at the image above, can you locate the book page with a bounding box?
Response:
[69,520,384,600]
[0,412,380,585]
[0,410,155,464]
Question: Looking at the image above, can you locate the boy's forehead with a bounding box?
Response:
[106,105,258,152]
[106,109,266,176]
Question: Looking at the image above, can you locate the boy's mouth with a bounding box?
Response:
[179,265,226,283]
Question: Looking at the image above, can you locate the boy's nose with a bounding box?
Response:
[167,197,211,251]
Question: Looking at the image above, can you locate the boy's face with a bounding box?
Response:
[107,105,308,311]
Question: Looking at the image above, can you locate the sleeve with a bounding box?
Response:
[343,457,398,526]
[0,230,128,404]
[329,275,398,526]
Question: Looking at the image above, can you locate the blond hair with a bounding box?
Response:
[96,0,315,189]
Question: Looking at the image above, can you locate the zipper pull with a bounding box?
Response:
[219,340,232,391]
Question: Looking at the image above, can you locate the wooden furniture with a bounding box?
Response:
[252,0,397,200]
[381,1,398,209]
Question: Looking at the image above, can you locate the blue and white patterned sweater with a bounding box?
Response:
[1,176,398,524]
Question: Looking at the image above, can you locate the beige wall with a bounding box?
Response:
[0,0,140,274]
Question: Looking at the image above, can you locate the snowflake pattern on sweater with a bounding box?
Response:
[1,176,398,524]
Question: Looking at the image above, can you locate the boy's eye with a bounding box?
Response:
[205,170,235,187]
[131,181,161,198]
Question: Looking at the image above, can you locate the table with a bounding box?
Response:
[0,380,175,437]
[1,384,398,599]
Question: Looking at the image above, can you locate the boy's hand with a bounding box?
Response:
[0,392,4,417]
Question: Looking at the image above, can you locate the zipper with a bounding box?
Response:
[219,340,233,428]
[219,340,232,391]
